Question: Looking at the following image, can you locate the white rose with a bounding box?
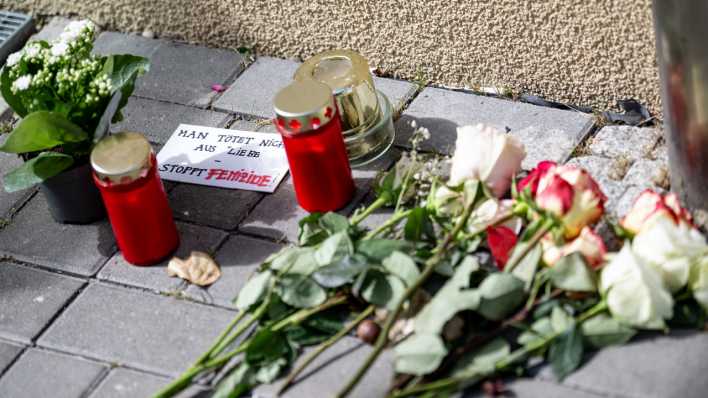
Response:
[689,257,708,312]
[467,198,521,235]
[633,216,707,292]
[448,124,526,198]
[600,244,673,330]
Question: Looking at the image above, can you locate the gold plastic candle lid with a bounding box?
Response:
[91,132,152,184]
[274,79,337,135]
[294,50,380,136]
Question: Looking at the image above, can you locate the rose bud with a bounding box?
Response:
[448,124,526,198]
[542,226,607,269]
[535,165,606,239]
[357,319,381,344]
[620,189,693,235]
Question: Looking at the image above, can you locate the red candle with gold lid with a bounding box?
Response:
[91,132,179,265]
[274,79,355,212]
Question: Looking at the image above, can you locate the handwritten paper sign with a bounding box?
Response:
[156,124,289,193]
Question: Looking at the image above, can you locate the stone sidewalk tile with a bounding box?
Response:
[464,378,607,398]
[94,31,163,58]
[38,282,236,376]
[0,262,84,344]
[240,143,400,243]
[589,125,662,161]
[0,153,35,221]
[89,367,208,398]
[0,348,106,398]
[213,56,417,118]
[111,96,230,145]
[537,330,708,398]
[253,336,394,398]
[0,340,24,375]
[184,235,283,308]
[135,41,245,108]
[622,158,668,192]
[0,197,116,276]
[394,87,594,167]
[169,184,263,230]
[30,17,72,41]
[97,222,227,294]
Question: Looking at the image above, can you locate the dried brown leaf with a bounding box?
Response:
[167,251,221,286]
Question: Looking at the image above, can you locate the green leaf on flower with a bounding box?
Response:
[285,325,331,347]
[548,324,584,380]
[550,306,574,333]
[0,111,88,153]
[517,317,554,348]
[510,243,542,290]
[277,274,326,308]
[1,66,28,117]
[415,256,480,335]
[357,239,412,262]
[383,251,420,287]
[213,362,254,398]
[452,338,510,377]
[3,151,74,192]
[255,358,288,384]
[314,232,353,267]
[549,253,597,292]
[245,329,292,383]
[234,271,271,310]
[394,333,448,375]
[357,270,405,310]
[102,54,149,123]
[374,167,397,205]
[404,207,434,242]
[269,247,317,275]
[581,314,636,348]
[312,254,370,288]
[298,213,328,246]
[477,273,525,321]
[319,212,350,235]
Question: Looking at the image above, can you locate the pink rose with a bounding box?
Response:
[620,190,693,235]
[542,226,607,269]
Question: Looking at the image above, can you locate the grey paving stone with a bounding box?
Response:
[464,378,605,398]
[589,125,662,161]
[31,17,72,41]
[135,42,245,108]
[0,348,106,398]
[0,197,115,276]
[213,56,417,119]
[111,96,230,144]
[253,336,394,398]
[0,340,23,375]
[168,183,263,230]
[185,235,283,308]
[622,158,667,192]
[94,31,163,58]
[0,262,84,344]
[38,282,236,376]
[0,152,34,220]
[394,87,594,163]
[239,141,400,243]
[537,330,708,398]
[0,96,10,120]
[89,367,208,398]
[98,222,227,294]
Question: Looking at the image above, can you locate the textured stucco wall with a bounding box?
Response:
[1,0,660,113]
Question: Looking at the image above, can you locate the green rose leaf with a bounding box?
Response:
[319,212,350,235]
[549,324,584,380]
[103,54,150,123]
[510,243,542,290]
[314,231,353,267]
[357,239,413,262]
[581,314,636,348]
[254,358,288,384]
[269,247,317,274]
[404,207,435,242]
[213,362,254,398]
[312,254,370,288]
[394,333,448,375]
[298,213,327,246]
[383,251,420,287]
[415,256,480,335]
[550,306,574,333]
[477,273,525,321]
[277,274,326,308]
[245,329,291,366]
[517,317,553,348]
[3,152,74,192]
[0,111,88,153]
[452,338,510,377]
[357,270,405,310]
[1,66,28,117]
[234,271,271,310]
[549,252,597,292]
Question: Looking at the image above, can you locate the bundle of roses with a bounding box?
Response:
[156,124,708,398]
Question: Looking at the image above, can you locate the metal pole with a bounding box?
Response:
[652,1,708,211]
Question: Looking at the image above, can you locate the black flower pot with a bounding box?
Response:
[39,162,106,224]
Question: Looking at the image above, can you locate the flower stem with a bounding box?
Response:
[336,200,477,398]
[351,196,388,226]
[271,295,349,332]
[277,305,375,396]
[504,219,554,273]
[194,309,247,365]
[364,209,412,240]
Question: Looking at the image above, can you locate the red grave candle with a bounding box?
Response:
[91,132,179,265]
[274,79,355,212]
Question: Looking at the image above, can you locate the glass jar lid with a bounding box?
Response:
[91,131,152,184]
[273,79,337,135]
